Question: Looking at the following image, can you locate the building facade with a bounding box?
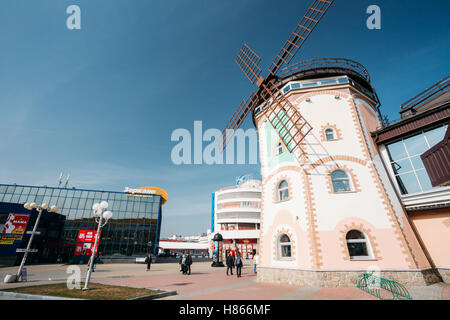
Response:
[0,184,167,266]
[372,75,450,283]
[211,178,261,259]
[253,59,441,287]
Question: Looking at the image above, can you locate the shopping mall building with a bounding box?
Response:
[0,184,167,266]
[211,177,261,259]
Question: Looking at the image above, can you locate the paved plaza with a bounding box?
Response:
[0,261,449,300]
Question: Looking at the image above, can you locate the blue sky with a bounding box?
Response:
[0,0,449,237]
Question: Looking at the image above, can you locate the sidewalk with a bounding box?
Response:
[1,262,449,300]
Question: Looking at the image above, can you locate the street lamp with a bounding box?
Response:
[82,201,112,290]
[3,202,59,283]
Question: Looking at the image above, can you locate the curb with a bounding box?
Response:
[0,290,81,300]
[129,288,178,300]
[0,288,177,301]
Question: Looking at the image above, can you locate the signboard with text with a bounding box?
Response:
[0,214,30,245]
[75,230,100,256]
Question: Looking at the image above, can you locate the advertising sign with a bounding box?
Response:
[75,230,100,256]
[0,214,30,245]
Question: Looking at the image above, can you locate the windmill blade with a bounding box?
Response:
[221,91,259,151]
[260,82,312,154]
[267,0,335,77]
[235,44,263,85]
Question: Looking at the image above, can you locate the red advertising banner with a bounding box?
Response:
[0,214,30,245]
[1,214,30,234]
[75,230,101,256]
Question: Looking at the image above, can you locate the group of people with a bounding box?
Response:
[179,252,193,275]
[226,251,245,277]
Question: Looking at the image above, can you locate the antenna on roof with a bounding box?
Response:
[64,172,70,188]
[58,172,63,188]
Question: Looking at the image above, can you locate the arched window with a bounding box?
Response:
[277,180,289,202]
[278,234,291,258]
[331,170,351,193]
[346,230,371,260]
[277,142,284,155]
[325,128,335,141]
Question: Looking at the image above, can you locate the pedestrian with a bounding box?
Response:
[253,253,258,274]
[187,253,193,275]
[235,252,243,278]
[180,253,187,274]
[226,253,234,276]
[145,253,152,271]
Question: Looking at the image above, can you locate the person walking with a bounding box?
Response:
[226,253,234,276]
[180,253,187,275]
[235,252,243,278]
[145,253,152,271]
[253,253,258,274]
[186,253,193,275]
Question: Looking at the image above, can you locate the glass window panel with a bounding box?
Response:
[35,195,44,204]
[391,159,413,175]
[60,190,67,197]
[85,199,94,209]
[15,186,23,195]
[424,125,447,147]
[37,188,45,196]
[11,194,20,203]
[29,188,38,195]
[19,194,28,203]
[52,189,60,197]
[152,203,160,212]
[281,245,291,257]
[6,186,16,194]
[95,192,102,199]
[120,201,127,211]
[26,195,36,202]
[387,141,408,161]
[71,198,80,208]
[45,189,53,196]
[64,198,73,208]
[43,195,51,204]
[410,156,425,170]
[404,134,428,156]
[22,187,31,194]
[101,192,108,200]
[73,190,82,197]
[126,201,134,211]
[80,191,88,198]
[56,197,65,208]
[66,190,75,197]
[291,83,301,89]
[0,185,7,194]
[416,169,433,192]
[3,194,12,202]
[397,172,421,194]
[347,242,368,257]
[87,191,95,199]
[78,198,87,209]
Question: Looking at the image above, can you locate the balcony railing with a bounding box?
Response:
[217,201,261,210]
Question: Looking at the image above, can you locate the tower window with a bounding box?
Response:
[325,128,335,141]
[331,170,351,193]
[278,234,291,258]
[277,142,284,155]
[277,180,289,202]
[346,230,371,260]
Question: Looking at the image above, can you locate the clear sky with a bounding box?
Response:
[0,0,449,237]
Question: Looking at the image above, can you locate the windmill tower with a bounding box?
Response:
[221,0,440,287]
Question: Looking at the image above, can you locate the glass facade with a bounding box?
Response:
[386,124,448,195]
[0,184,162,264]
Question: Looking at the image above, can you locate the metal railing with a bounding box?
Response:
[280,57,371,84]
[401,75,449,112]
[356,273,412,300]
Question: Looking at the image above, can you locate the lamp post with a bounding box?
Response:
[82,201,112,291]
[3,202,59,283]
